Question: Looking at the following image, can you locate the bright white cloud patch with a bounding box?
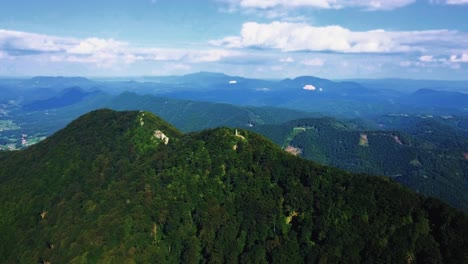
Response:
[229,80,237,84]
[419,55,434,62]
[303,84,316,90]
[234,0,415,10]
[450,53,468,63]
[67,38,126,55]
[213,21,468,54]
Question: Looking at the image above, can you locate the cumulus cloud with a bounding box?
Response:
[0,29,240,68]
[0,29,71,54]
[67,38,126,55]
[212,21,468,54]
[419,55,434,62]
[450,53,468,63]
[400,53,468,69]
[227,0,415,10]
[303,84,316,90]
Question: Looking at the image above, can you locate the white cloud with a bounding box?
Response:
[431,0,468,5]
[302,58,325,66]
[230,0,415,10]
[303,84,316,90]
[0,29,70,53]
[229,80,237,84]
[0,29,241,68]
[419,55,434,62]
[239,0,331,9]
[446,0,468,3]
[400,53,468,69]
[450,53,468,63]
[212,21,468,54]
[67,38,126,55]
[450,53,468,62]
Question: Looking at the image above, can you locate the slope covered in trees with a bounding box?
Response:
[0,110,467,263]
[250,117,468,212]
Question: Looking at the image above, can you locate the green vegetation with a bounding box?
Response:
[250,117,468,213]
[0,109,467,263]
[104,92,318,132]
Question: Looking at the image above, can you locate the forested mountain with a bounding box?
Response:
[250,117,468,212]
[22,87,99,111]
[104,92,319,132]
[374,114,468,147]
[1,91,318,150]
[0,109,467,263]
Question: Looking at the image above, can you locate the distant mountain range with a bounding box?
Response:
[2,73,467,117]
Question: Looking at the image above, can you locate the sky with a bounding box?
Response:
[0,0,468,79]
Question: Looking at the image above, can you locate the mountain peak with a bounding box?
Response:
[37,109,181,156]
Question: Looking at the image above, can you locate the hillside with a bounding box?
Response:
[0,109,467,263]
[2,91,317,150]
[104,92,319,132]
[250,117,468,212]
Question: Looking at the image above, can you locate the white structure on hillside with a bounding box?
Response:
[154,130,169,145]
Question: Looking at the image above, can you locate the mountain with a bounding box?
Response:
[2,91,318,150]
[373,114,468,149]
[400,89,468,111]
[0,109,467,263]
[353,78,468,93]
[104,92,319,132]
[7,74,468,119]
[19,76,96,90]
[22,87,100,111]
[249,117,468,212]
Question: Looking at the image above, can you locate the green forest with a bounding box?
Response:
[250,117,468,213]
[0,110,467,263]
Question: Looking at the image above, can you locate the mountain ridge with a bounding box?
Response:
[0,109,467,263]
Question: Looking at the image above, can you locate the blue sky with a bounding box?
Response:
[0,0,468,79]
